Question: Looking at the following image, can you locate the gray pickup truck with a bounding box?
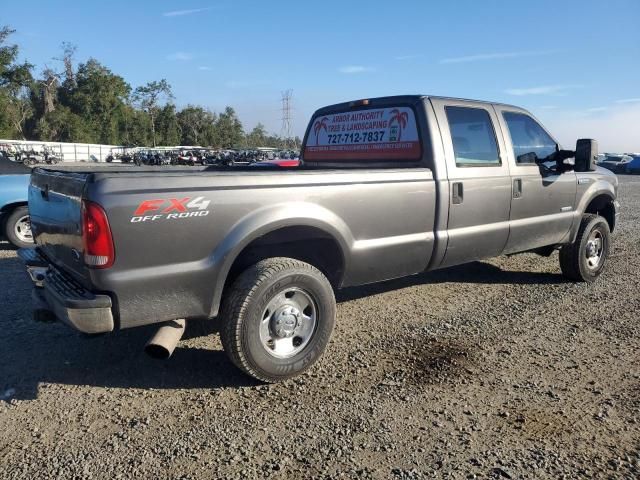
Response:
[20,95,618,382]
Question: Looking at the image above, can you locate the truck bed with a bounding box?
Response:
[28,165,438,329]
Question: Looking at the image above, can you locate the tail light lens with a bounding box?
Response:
[82,200,115,268]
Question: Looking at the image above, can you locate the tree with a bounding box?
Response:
[0,26,34,138]
[121,106,151,146]
[156,104,180,146]
[213,106,244,148]
[0,24,300,148]
[3,92,33,139]
[39,67,58,115]
[55,42,77,91]
[246,123,267,147]
[132,79,173,147]
[34,104,91,142]
[68,58,131,144]
[177,105,216,145]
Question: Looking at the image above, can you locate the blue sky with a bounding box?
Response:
[5,0,640,150]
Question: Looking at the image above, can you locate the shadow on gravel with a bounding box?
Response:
[2,327,258,401]
[0,241,18,251]
[0,254,257,401]
[0,256,560,401]
[2,325,258,401]
[337,260,567,302]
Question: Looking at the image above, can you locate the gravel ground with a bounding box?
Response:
[1,176,638,479]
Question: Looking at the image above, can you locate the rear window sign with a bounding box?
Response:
[304,107,421,161]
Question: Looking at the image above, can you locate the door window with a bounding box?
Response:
[445,106,500,166]
[502,112,557,164]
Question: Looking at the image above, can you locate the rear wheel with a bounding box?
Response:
[4,206,33,248]
[220,257,336,382]
[559,214,610,282]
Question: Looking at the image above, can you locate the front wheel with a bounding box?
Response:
[220,257,336,382]
[559,214,610,282]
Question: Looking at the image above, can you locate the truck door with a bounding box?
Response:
[430,99,512,267]
[495,108,577,254]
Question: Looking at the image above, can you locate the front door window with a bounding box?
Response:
[502,112,558,167]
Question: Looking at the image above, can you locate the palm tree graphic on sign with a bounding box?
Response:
[388,109,408,141]
[313,117,329,145]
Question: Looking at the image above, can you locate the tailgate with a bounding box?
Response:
[29,168,91,284]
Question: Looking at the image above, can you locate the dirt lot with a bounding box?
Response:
[1,176,638,479]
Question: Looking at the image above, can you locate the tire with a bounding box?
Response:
[220,257,336,383]
[559,214,610,282]
[4,206,34,248]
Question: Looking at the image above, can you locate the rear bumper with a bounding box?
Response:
[18,248,114,334]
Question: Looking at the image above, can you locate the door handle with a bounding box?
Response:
[452,182,463,204]
[513,178,522,198]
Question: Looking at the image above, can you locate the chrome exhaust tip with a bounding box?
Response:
[144,319,186,359]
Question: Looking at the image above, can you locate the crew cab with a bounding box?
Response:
[20,95,619,382]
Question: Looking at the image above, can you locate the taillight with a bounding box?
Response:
[82,200,115,268]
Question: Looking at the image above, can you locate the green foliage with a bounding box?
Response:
[35,105,93,142]
[156,104,181,146]
[246,123,267,147]
[176,105,216,145]
[0,25,299,149]
[214,107,244,148]
[70,59,130,143]
[0,26,34,138]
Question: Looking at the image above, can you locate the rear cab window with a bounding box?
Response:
[303,103,424,167]
[445,106,500,167]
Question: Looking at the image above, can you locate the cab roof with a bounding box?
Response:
[313,94,522,115]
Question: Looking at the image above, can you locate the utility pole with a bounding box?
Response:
[280,90,294,148]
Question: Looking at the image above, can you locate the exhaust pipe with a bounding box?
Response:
[145,319,186,359]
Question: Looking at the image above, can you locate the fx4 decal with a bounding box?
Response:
[131,197,211,223]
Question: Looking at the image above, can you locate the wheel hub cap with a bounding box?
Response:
[259,287,317,359]
[585,231,603,269]
[14,215,33,243]
[271,306,300,338]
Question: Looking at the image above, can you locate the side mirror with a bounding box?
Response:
[575,139,598,172]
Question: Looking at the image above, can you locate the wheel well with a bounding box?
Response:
[585,194,615,233]
[0,201,27,214]
[225,226,345,289]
